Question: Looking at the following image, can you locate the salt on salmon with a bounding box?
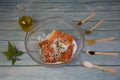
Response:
[39,30,75,63]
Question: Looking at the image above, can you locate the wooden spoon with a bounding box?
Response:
[77,12,96,25]
[86,37,116,45]
[82,61,116,73]
[85,19,104,35]
[86,50,118,56]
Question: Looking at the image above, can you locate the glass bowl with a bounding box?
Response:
[25,16,84,66]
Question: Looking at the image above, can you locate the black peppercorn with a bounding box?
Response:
[88,51,95,55]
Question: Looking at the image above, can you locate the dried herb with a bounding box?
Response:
[3,42,24,65]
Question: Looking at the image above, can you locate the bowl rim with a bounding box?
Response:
[25,16,85,66]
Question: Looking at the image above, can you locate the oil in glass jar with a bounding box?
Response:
[17,3,33,32]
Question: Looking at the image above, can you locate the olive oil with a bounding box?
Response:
[18,16,33,32]
[17,3,33,32]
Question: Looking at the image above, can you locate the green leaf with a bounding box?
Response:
[14,47,24,56]
[17,50,24,56]
[12,57,16,65]
[3,51,12,60]
[8,41,14,53]
[3,41,24,65]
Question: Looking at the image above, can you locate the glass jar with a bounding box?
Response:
[17,3,33,32]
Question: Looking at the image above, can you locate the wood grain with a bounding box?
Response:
[0,51,120,65]
[0,31,120,40]
[0,21,120,30]
[0,12,120,21]
[0,0,119,2]
[0,2,120,11]
[0,66,119,80]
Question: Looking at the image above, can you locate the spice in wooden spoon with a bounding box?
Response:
[86,37,116,45]
[82,61,116,73]
[77,12,96,25]
[86,50,95,55]
[85,19,104,35]
[86,50,118,56]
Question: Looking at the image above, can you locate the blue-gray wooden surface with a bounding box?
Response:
[0,0,120,80]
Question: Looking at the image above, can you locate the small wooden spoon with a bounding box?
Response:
[77,12,96,25]
[86,37,116,45]
[82,61,116,73]
[85,19,104,35]
[86,50,118,56]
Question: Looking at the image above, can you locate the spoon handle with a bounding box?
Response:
[95,37,116,43]
[77,12,96,25]
[89,19,104,31]
[95,52,118,56]
[93,65,116,73]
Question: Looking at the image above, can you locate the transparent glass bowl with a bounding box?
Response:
[25,16,84,66]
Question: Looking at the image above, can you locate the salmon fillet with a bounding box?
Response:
[39,30,74,63]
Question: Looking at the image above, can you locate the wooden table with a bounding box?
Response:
[0,0,120,80]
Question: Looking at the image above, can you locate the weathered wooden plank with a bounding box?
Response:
[80,52,120,65]
[0,0,119,2]
[0,2,120,11]
[0,37,120,51]
[0,52,37,65]
[0,21,120,30]
[81,21,120,30]
[84,40,120,51]
[84,30,120,39]
[0,31,25,40]
[0,40,119,52]
[0,51,120,65]
[0,31,119,40]
[0,66,119,80]
[0,22,20,30]
[0,12,120,21]
[0,39,120,52]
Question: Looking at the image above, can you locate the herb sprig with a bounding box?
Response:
[56,39,64,53]
[3,42,24,65]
